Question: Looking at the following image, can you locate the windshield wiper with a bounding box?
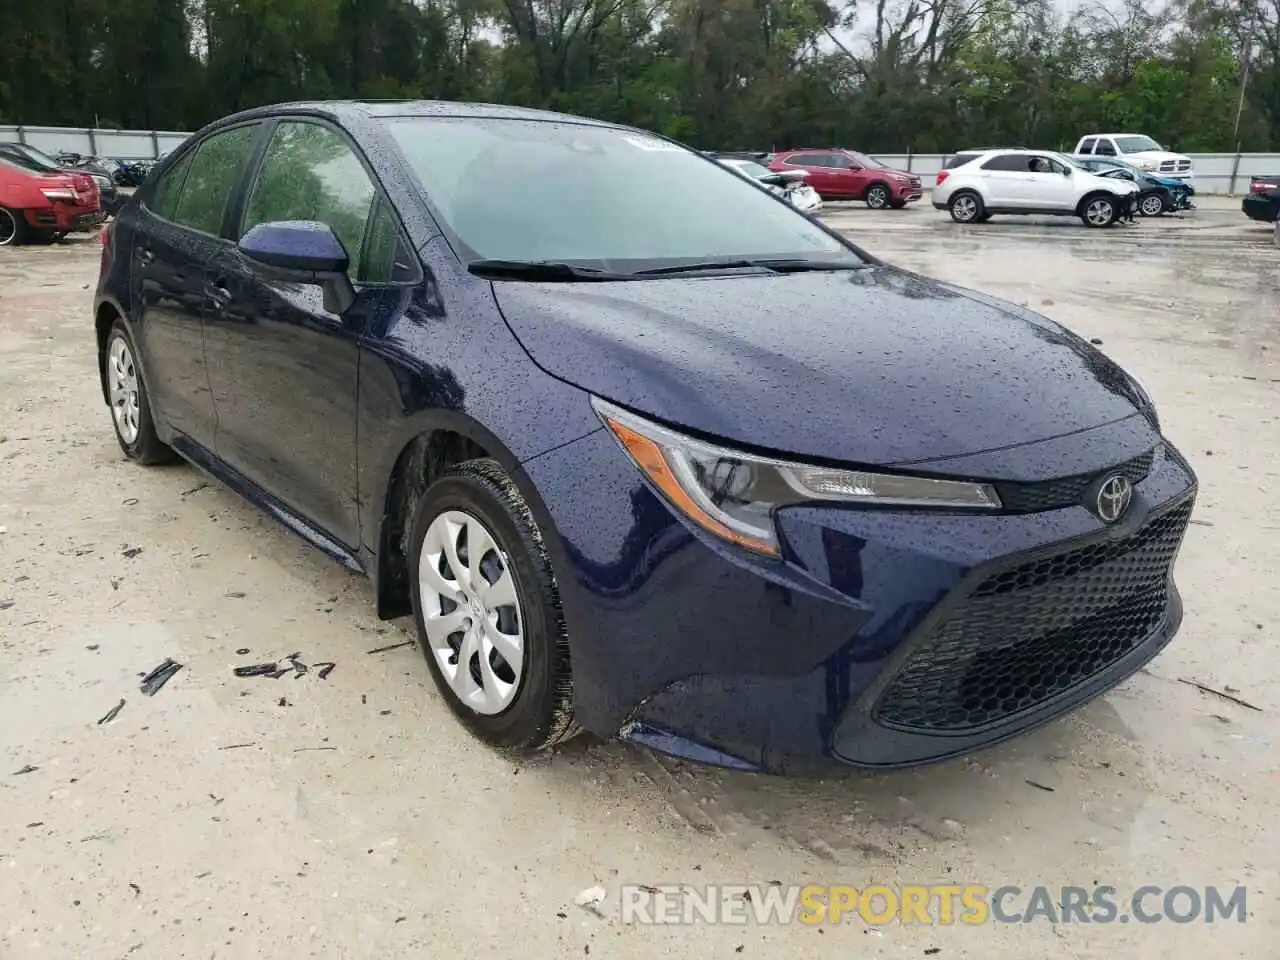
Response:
[467,259,624,282]
[631,258,863,277]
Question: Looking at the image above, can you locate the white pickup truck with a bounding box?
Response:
[1072,134,1194,179]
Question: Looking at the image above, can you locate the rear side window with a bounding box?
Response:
[980,154,1027,171]
[241,121,375,275]
[786,153,829,167]
[1079,138,1097,154]
[944,153,980,169]
[150,153,193,219]
[169,125,259,235]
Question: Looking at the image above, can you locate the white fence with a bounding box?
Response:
[0,125,190,160]
[4,124,1279,194]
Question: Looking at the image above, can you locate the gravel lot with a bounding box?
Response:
[1,197,1276,958]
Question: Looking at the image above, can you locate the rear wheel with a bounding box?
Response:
[1139,193,1166,217]
[865,183,891,209]
[948,191,984,224]
[0,207,27,247]
[409,458,577,753]
[103,320,178,465]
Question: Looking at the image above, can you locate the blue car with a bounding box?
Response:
[94,101,1198,774]
[1072,156,1195,216]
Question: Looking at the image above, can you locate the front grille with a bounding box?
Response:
[994,450,1154,513]
[875,498,1192,732]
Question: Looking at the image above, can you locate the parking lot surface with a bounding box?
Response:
[1,198,1277,958]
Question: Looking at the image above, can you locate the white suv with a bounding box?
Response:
[933,149,1139,228]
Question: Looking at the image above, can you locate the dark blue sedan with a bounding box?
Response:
[94,101,1197,774]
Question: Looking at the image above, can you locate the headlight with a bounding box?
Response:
[594,399,1001,557]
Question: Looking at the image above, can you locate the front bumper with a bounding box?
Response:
[891,180,923,202]
[525,427,1197,775]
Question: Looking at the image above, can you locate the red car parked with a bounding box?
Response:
[769,148,922,209]
[0,157,103,246]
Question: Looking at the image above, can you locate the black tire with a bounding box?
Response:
[0,206,28,247]
[865,183,891,210]
[1138,192,1167,217]
[948,191,984,223]
[408,457,577,754]
[103,319,178,465]
[1079,193,1118,228]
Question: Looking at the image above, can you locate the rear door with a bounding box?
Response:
[128,124,260,451]
[977,153,1031,206]
[203,118,411,548]
[779,153,834,194]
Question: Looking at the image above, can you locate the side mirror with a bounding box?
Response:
[1063,167,1073,176]
[238,220,356,315]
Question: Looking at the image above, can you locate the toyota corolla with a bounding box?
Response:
[94,101,1197,774]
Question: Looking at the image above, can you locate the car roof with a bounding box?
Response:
[202,99,623,132]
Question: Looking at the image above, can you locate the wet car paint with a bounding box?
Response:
[96,100,1197,774]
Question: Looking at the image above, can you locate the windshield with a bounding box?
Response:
[385,117,860,269]
[1114,136,1162,154]
[722,159,773,180]
[847,151,886,169]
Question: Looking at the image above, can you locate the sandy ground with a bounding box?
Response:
[1,197,1277,959]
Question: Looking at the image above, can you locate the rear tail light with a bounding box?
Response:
[100,221,112,246]
[935,170,950,186]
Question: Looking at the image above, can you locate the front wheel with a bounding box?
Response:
[409,458,578,754]
[0,207,28,247]
[865,184,890,210]
[1139,193,1167,217]
[1081,195,1117,228]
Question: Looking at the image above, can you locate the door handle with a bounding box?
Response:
[205,277,232,312]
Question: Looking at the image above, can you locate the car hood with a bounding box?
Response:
[491,266,1145,467]
[1083,172,1138,192]
[1126,150,1192,164]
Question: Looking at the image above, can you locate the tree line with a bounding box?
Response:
[2,0,1277,153]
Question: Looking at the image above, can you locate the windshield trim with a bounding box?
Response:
[381,115,877,274]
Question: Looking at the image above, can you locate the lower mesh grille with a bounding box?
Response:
[875,499,1193,732]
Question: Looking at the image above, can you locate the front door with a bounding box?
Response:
[128,124,260,451]
[203,119,383,549]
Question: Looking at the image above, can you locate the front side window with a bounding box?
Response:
[242,121,376,275]
[786,153,829,167]
[846,151,885,169]
[169,125,259,234]
[1094,139,1118,156]
[1079,138,1097,154]
[386,118,859,268]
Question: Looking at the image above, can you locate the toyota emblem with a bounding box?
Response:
[1095,474,1133,523]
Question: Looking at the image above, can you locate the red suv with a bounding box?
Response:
[0,157,103,246]
[769,149,922,209]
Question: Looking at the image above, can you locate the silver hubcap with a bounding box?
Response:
[1141,195,1163,216]
[953,196,977,221]
[0,209,15,246]
[107,336,141,444]
[868,187,888,208]
[419,510,524,715]
[1086,199,1113,225]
